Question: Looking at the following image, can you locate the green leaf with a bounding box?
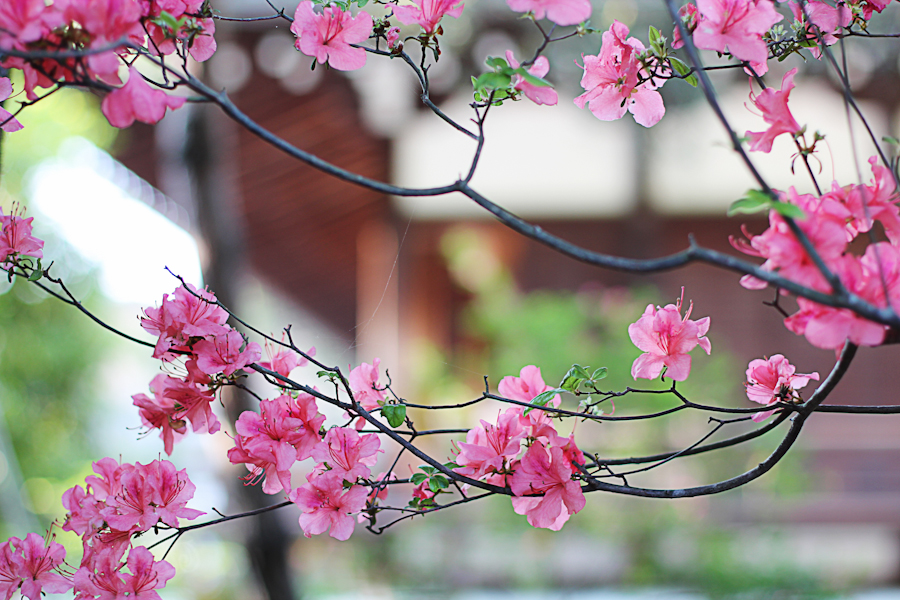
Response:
[428,475,449,492]
[410,473,428,485]
[382,404,406,428]
[648,25,662,46]
[669,57,698,87]
[156,10,179,30]
[485,56,509,69]
[418,465,435,475]
[559,364,590,392]
[518,70,552,88]
[524,388,562,415]
[474,72,512,92]
[884,136,900,146]
[727,189,772,216]
[772,200,806,219]
[591,367,608,380]
[27,267,42,282]
[356,0,368,7]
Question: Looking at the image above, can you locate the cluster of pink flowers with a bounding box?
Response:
[628,291,711,381]
[735,159,900,349]
[575,21,666,127]
[454,366,586,530]
[135,283,261,454]
[286,426,382,540]
[0,0,214,127]
[0,458,201,599]
[0,204,43,267]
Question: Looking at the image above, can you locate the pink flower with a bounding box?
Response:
[100,66,185,128]
[672,3,699,49]
[789,0,851,57]
[349,359,386,411]
[120,546,176,600]
[312,427,382,482]
[259,340,314,378]
[0,78,23,133]
[11,533,71,600]
[505,51,558,106]
[385,26,401,49]
[290,1,372,71]
[454,408,526,481]
[0,205,43,264]
[509,443,585,530]
[574,21,665,128]
[194,330,261,376]
[628,290,711,381]
[745,354,819,421]
[506,0,591,26]
[228,393,325,494]
[745,68,802,153]
[393,0,463,35]
[693,0,782,74]
[290,471,368,541]
[498,365,557,404]
[735,189,850,292]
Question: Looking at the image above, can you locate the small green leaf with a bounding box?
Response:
[669,57,698,87]
[485,56,509,69]
[524,388,562,415]
[884,136,900,146]
[474,71,512,92]
[727,189,772,216]
[428,475,449,492]
[419,465,435,475]
[772,200,806,219]
[648,25,662,46]
[156,10,179,30]
[382,404,406,428]
[356,0,368,7]
[560,364,590,392]
[518,70,552,87]
[591,367,608,380]
[27,268,42,282]
[443,461,460,470]
[410,473,428,485]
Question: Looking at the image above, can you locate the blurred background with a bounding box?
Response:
[4,0,900,597]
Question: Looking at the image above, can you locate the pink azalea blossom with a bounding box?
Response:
[628,291,711,381]
[312,427,382,481]
[349,359,387,411]
[505,51,558,106]
[0,541,22,600]
[822,156,900,244]
[789,0,851,57]
[509,443,585,530]
[11,533,71,600]
[0,78,23,133]
[746,68,802,153]
[745,354,819,421]
[119,546,176,600]
[498,365,558,405]
[0,0,58,48]
[228,393,325,494]
[393,0,463,35]
[141,283,230,361]
[290,471,368,540]
[259,340,314,378]
[734,189,850,292]
[575,21,665,128]
[0,205,43,264]
[100,67,186,129]
[291,1,372,71]
[454,408,526,481]
[385,26,401,49]
[693,0,782,75]
[672,3,699,49]
[194,330,262,376]
[506,0,591,26]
